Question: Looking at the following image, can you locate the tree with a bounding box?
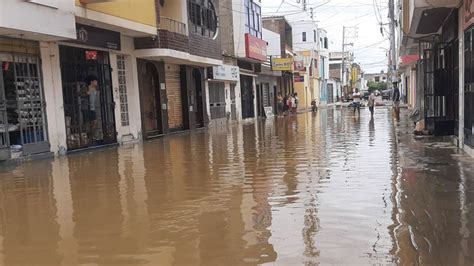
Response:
[367,81,387,91]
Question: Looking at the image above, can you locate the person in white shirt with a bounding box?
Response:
[352,89,362,116]
[368,92,376,118]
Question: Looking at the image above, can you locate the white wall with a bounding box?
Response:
[291,20,319,52]
[232,0,248,58]
[111,36,142,143]
[263,28,281,56]
[232,0,262,58]
[0,0,76,40]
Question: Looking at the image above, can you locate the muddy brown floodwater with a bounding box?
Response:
[0,107,473,265]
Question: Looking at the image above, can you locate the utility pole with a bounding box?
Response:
[342,26,357,94]
[388,0,397,87]
[342,26,346,88]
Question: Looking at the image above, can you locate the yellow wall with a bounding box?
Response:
[75,0,157,27]
[160,0,186,24]
[294,81,308,110]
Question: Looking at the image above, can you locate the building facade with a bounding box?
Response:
[291,20,323,108]
[263,16,294,102]
[0,0,230,160]
[221,0,266,121]
[399,0,474,157]
[134,0,223,135]
[255,28,283,117]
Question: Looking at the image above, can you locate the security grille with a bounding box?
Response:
[117,55,130,127]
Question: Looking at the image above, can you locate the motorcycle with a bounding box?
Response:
[311,100,318,112]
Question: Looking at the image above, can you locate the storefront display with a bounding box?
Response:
[59,46,116,150]
[0,37,49,160]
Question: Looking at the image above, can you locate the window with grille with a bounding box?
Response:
[117,55,129,126]
[189,0,218,38]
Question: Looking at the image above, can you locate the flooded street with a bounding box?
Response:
[0,107,473,265]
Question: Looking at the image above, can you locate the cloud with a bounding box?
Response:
[262,0,390,72]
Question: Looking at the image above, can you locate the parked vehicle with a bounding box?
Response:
[348,101,366,108]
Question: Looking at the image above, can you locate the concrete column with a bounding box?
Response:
[129,54,143,139]
[252,76,257,118]
[204,80,211,123]
[40,42,67,155]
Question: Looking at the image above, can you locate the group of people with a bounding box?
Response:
[351,83,401,119]
[277,93,299,116]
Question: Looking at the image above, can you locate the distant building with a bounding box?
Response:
[364,72,388,83]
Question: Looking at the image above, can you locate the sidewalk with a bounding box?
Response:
[391,109,474,265]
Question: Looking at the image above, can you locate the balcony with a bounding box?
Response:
[402,0,460,51]
[135,17,189,53]
[160,17,188,36]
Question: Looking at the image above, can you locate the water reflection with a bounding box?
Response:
[0,108,471,264]
[393,116,474,265]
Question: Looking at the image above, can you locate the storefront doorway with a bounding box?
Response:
[327,84,334,104]
[139,61,164,137]
[230,84,237,120]
[240,75,254,119]
[423,41,457,136]
[464,26,474,147]
[209,81,226,120]
[59,46,117,151]
[257,82,272,117]
[193,69,205,128]
[0,39,49,160]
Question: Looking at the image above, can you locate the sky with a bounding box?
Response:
[261,0,390,74]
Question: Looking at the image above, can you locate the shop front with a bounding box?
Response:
[137,59,168,138]
[240,34,267,120]
[421,10,458,136]
[59,24,120,151]
[0,37,50,160]
[207,64,240,124]
[464,2,474,149]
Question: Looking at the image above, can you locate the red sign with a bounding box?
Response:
[245,33,267,61]
[294,76,304,83]
[400,55,419,65]
[465,0,474,29]
[85,50,98,60]
[294,61,306,72]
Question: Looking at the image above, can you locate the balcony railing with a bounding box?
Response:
[159,17,188,36]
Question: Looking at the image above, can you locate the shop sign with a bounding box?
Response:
[294,60,306,72]
[294,76,304,83]
[245,33,267,61]
[271,58,293,71]
[465,0,474,29]
[71,24,121,51]
[85,50,98,60]
[209,65,240,81]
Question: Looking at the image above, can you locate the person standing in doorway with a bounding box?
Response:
[294,93,299,113]
[352,88,362,116]
[290,94,296,114]
[368,91,376,118]
[84,75,99,140]
[277,93,284,116]
[283,94,289,115]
